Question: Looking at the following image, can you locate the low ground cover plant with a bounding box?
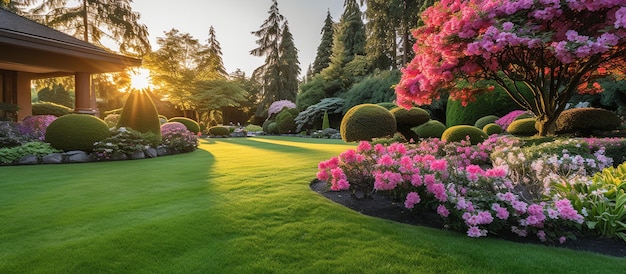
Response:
[317,136,626,243]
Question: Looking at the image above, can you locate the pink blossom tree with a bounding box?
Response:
[395,0,626,135]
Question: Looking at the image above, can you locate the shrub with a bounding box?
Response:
[161,124,198,152]
[268,100,296,118]
[412,120,447,139]
[377,102,397,110]
[276,108,299,134]
[117,91,161,140]
[441,125,488,145]
[92,127,159,161]
[294,97,345,132]
[245,124,263,132]
[555,108,622,135]
[341,104,397,142]
[474,115,500,130]
[495,110,529,131]
[322,111,330,130]
[507,118,538,136]
[483,123,503,135]
[0,142,61,164]
[16,115,57,141]
[37,84,73,108]
[267,122,279,134]
[31,102,72,117]
[168,117,201,134]
[262,119,273,133]
[311,128,340,139]
[0,121,29,148]
[208,126,230,137]
[391,107,430,141]
[340,70,400,113]
[45,114,111,152]
[103,114,120,128]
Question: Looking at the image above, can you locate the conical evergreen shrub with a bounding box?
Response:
[116,90,161,141]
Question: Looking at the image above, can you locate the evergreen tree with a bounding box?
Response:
[0,0,34,13]
[29,0,151,56]
[312,10,334,74]
[278,22,300,101]
[250,0,300,118]
[202,26,228,79]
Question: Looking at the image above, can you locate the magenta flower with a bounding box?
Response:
[437,204,450,217]
[404,192,421,209]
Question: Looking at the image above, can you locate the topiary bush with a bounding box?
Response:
[340,104,397,142]
[208,126,230,137]
[507,117,538,136]
[31,102,73,117]
[483,123,503,135]
[390,107,430,141]
[267,122,279,134]
[276,108,299,134]
[168,117,201,134]
[474,115,500,130]
[117,91,161,140]
[412,120,447,139]
[45,114,111,152]
[555,108,622,136]
[441,125,489,145]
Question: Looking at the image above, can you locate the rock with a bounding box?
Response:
[18,155,39,165]
[230,131,246,137]
[110,153,128,161]
[156,146,169,156]
[42,153,63,164]
[131,150,145,160]
[144,147,158,158]
[64,150,90,163]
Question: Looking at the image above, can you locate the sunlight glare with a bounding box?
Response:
[130,68,152,91]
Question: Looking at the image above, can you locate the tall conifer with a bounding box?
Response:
[312,10,335,74]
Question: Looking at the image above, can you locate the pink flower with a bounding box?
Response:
[537,230,547,242]
[437,204,450,217]
[316,170,329,181]
[356,141,372,153]
[429,159,448,171]
[467,226,484,237]
[427,182,448,202]
[377,155,394,167]
[404,192,421,209]
[559,236,567,244]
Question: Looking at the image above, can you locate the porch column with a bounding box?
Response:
[16,72,32,121]
[74,72,97,115]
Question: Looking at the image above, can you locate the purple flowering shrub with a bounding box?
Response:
[267,100,296,118]
[16,115,57,141]
[161,122,198,153]
[317,136,607,243]
[494,110,529,131]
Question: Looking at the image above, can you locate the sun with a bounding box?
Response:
[129,68,152,91]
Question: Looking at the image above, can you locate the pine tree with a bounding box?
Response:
[250,0,300,118]
[312,10,334,74]
[202,26,228,79]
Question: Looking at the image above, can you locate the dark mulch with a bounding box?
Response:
[310,179,626,258]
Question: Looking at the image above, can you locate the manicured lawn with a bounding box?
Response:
[1,136,624,273]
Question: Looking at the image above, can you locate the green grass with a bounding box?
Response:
[1,136,624,273]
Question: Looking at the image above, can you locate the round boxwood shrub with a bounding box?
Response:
[117,91,161,141]
[412,120,447,139]
[267,122,279,134]
[390,107,430,141]
[168,117,201,134]
[483,123,503,135]
[555,108,622,135]
[341,104,397,142]
[208,126,230,137]
[441,125,488,145]
[45,114,110,152]
[474,115,500,130]
[507,117,538,136]
[32,102,72,117]
[276,108,299,134]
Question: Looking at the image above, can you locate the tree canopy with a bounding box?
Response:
[395,0,626,136]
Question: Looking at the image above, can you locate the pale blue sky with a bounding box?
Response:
[131,0,346,76]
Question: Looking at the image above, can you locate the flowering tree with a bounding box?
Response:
[395,0,626,135]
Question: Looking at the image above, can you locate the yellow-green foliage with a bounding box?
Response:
[117,91,161,140]
[412,120,446,139]
[507,118,538,136]
[45,114,110,152]
[390,107,430,128]
[169,117,201,134]
[483,123,503,135]
[208,126,230,137]
[556,108,622,135]
[340,104,397,142]
[31,102,72,117]
[441,125,488,145]
[475,115,500,129]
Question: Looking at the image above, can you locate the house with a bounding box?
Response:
[0,8,141,121]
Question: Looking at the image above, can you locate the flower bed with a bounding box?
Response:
[317,136,626,244]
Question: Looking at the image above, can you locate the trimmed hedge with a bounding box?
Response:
[507,118,538,136]
[32,102,73,117]
[208,126,230,137]
[555,108,622,135]
[117,91,161,140]
[412,120,447,139]
[391,107,430,141]
[45,114,110,152]
[441,125,488,145]
[340,104,397,142]
[168,117,201,134]
[483,123,503,135]
[475,115,500,130]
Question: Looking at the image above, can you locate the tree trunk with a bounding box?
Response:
[535,115,557,136]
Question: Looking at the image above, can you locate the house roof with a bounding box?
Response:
[0,8,141,75]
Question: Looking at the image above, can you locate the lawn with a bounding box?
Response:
[1,136,624,273]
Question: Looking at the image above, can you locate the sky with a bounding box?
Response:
[130,0,346,77]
